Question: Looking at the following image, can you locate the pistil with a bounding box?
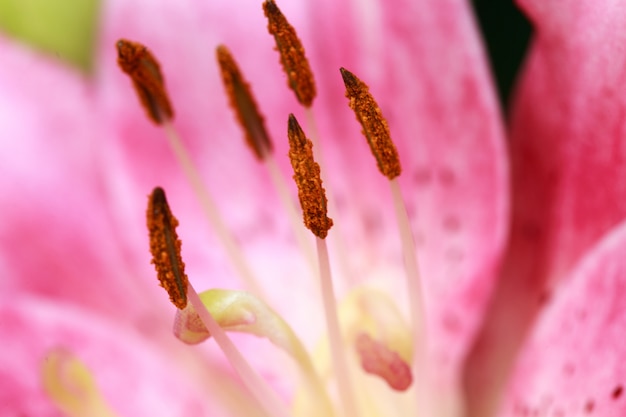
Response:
[355,333,412,391]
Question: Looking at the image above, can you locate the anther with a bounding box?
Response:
[340,67,401,179]
[287,114,332,239]
[216,45,273,160]
[147,187,188,309]
[263,0,316,107]
[116,39,174,124]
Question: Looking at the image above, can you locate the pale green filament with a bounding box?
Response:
[176,288,335,417]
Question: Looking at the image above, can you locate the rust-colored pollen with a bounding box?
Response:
[287,114,333,239]
[216,45,273,160]
[340,67,402,179]
[116,39,174,124]
[263,0,316,107]
[147,187,188,309]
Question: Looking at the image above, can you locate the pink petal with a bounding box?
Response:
[306,0,509,399]
[0,295,219,416]
[466,2,626,414]
[498,221,626,417]
[0,37,169,329]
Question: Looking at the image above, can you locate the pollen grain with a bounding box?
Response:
[263,0,316,107]
[340,67,401,179]
[216,45,273,160]
[116,39,174,124]
[147,187,188,309]
[287,114,332,239]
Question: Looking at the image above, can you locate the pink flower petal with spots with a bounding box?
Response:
[466,2,626,414]
[498,221,626,417]
[307,0,508,404]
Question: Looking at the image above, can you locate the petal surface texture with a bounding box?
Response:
[466,2,626,415]
[306,0,508,409]
[0,296,218,416]
[498,221,626,417]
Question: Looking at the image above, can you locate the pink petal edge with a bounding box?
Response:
[465,2,626,415]
[499,220,626,417]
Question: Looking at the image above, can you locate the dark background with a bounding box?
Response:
[471,0,532,112]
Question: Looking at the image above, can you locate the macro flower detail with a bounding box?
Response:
[263,0,316,107]
[216,44,274,160]
[108,0,504,415]
[340,67,401,180]
[3,0,626,417]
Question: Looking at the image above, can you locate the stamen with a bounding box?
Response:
[217,45,316,271]
[147,187,188,309]
[216,45,273,160]
[340,67,429,413]
[340,67,401,179]
[316,237,360,417]
[42,348,122,417]
[160,121,266,298]
[116,39,174,124]
[304,107,355,284]
[174,289,335,416]
[116,41,262,295]
[264,154,318,272]
[263,0,316,107]
[287,114,360,417]
[355,333,413,391]
[287,114,332,239]
[185,284,294,417]
[116,43,265,296]
[145,189,293,417]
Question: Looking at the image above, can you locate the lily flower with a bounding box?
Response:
[2,0,626,416]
